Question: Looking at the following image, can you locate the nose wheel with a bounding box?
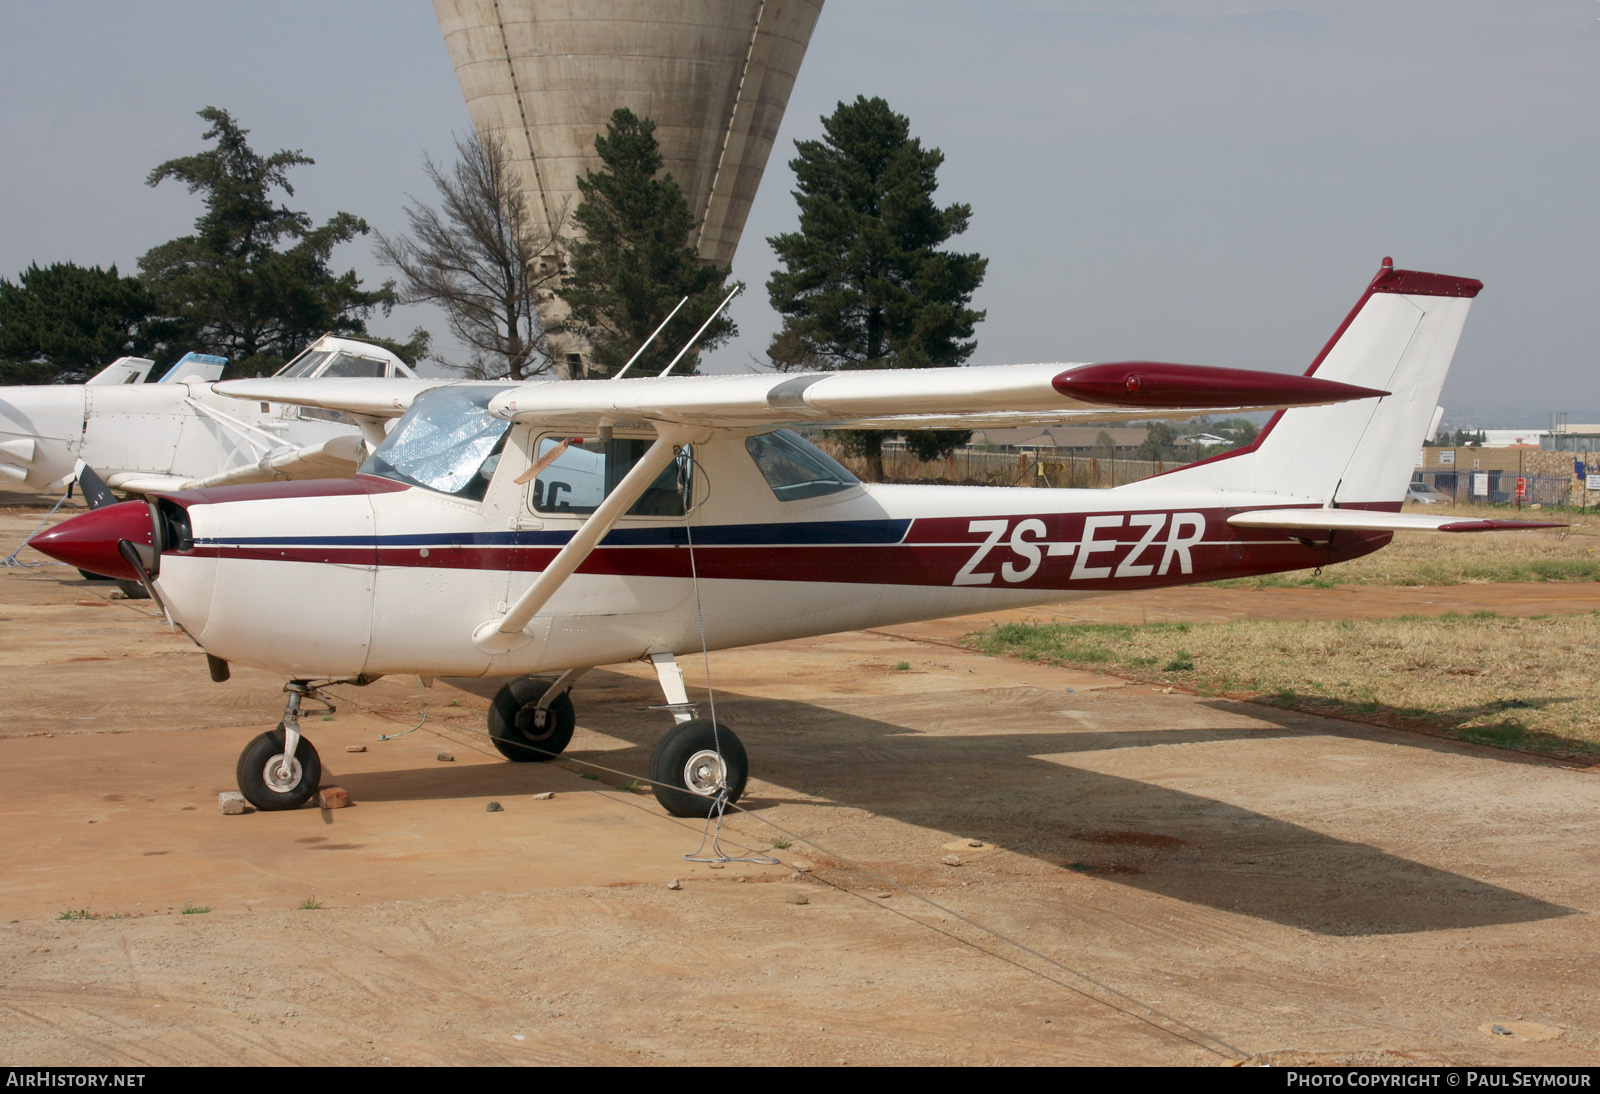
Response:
[236,725,322,811]
[235,681,328,811]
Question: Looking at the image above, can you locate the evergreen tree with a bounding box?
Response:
[766,96,987,476]
[139,107,396,377]
[0,262,156,383]
[1136,421,1178,462]
[556,109,735,378]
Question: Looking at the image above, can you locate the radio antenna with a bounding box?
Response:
[658,284,743,378]
[612,296,689,380]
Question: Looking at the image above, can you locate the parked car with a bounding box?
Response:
[1407,481,1446,504]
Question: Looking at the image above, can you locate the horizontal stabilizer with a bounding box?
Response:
[1228,509,1565,534]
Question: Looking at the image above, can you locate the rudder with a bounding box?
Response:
[1120,259,1481,506]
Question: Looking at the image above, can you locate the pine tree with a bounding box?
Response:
[139,107,395,377]
[766,96,987,475]
[556,109,735,378]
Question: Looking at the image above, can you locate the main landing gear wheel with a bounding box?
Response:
[488,677,576,762]
[236,726,322,811]
[649,719,747,818]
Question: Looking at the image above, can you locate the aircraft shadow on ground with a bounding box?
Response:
[448,667,1570,938]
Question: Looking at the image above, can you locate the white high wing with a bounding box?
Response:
[31,260,1558,818]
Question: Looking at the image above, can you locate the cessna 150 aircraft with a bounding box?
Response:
[31,260,1558,818]
[0,334,418,500]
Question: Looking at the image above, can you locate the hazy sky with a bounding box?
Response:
[2,1,1596,425]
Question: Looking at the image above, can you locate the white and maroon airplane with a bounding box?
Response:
[30,260,1556,817]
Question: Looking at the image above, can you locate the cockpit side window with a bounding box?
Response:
[360,386,512,501]
[530,436,688,517]
[745,430,859,501]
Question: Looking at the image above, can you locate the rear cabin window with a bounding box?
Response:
[530,436,689,517]
[745,430,859,501]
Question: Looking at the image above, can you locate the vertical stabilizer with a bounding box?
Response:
[1121,260,1480,506]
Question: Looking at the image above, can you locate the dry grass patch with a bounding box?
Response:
[1213,506,1600,588]
[964,612,1600,757]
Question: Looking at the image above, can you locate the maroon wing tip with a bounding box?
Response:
[1052,362,1388,410]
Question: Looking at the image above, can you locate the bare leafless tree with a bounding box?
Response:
[376,132,564,380]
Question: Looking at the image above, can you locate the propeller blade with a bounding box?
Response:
[116,538,174,628]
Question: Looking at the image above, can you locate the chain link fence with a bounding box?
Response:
[813,441,1173,488]
[1413,469,1572,508]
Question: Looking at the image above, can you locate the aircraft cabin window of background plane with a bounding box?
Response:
[746,429,860,501]
[318,353,389,378]
[530,435,689,517]
[360,385,513,501]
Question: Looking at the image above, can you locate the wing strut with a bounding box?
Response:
[471,423,706,655]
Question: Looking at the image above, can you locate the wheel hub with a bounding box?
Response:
[682,749,726,797]
[515,706,552,740]
[263,754,302,793]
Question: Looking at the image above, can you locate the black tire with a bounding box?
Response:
[649,719,747,818]
[115,578,150,600]
[488,677,576,762]
[236,727,322,811]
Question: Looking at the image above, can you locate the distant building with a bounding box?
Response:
[968,425,1146,455]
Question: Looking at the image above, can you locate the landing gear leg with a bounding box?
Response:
[236,681,326,811]
[646,652,747,818]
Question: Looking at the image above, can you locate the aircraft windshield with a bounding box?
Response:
[746,430,859,501]
[276,349,391,378]
[361,386,512,501]
[277,351,332,378]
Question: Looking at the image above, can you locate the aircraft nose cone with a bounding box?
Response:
[28,500,155,581]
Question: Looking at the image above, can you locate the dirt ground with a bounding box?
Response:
[2,502,1598,1067]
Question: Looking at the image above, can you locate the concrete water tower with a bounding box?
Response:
[433,0,824,375]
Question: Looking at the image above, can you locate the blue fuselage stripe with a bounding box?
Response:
[196,518,913,549]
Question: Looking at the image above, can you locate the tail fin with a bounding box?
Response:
[1121,259,1481,506]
